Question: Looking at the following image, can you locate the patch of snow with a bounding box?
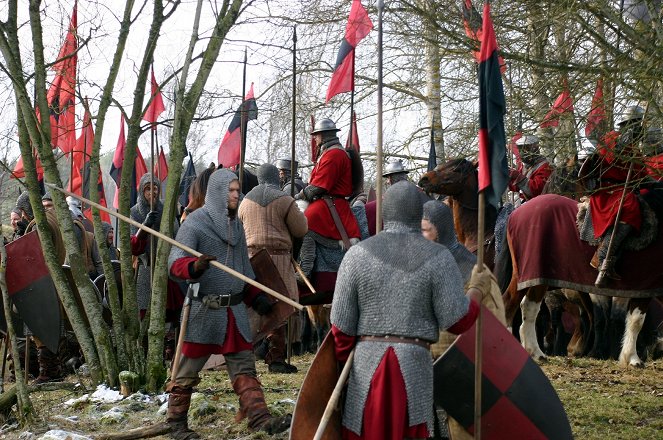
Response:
[38,430,91,440]
[90,384,123,403]
[157,402,168,415]
[127,392,151,403]
[63,394,89,407]
[155,393,168,404]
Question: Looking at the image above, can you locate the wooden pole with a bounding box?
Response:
[170,296,191,381]
[239,48,248,190]
[375,0,384,234]
[47,184,304,311]
[292,257,316,294]
[290,26,297,198]
[313,348,355,440]
[474,191,485,439]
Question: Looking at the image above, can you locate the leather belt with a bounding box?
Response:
[193,292,244,308]
[248,247,291,256]
[359,335,431,350]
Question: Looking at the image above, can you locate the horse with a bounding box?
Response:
[418,158,498,269]
[498,193,663,367]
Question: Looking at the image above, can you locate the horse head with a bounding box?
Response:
[418,158,477,196]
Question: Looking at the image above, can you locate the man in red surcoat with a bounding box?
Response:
[508,134,553,202]
[583,105,646,285]
[297,118,361,243]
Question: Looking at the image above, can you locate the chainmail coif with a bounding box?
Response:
[423,200,476,284]
[245,163,287,207]
[130,173,163,234]
[382,181,423,231]
[15,192,33,219]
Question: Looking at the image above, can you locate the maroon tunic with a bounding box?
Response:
[589,131,644,238]
[306,147,360,239]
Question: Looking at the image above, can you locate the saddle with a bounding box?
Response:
[576,197,658,251]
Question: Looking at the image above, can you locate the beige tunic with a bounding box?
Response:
[238,195,308,339]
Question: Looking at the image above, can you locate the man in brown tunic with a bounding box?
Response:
[238,163,308,373]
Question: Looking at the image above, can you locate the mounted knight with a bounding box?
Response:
[295,118,367,304]
[508,134,553,203]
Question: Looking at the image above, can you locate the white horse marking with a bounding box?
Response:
[520,296,547,361]
[619,308,646,368]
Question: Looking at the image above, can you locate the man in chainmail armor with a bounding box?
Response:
[330,181,492,439]
[275,158,306,194]
[167,169,290,438]
[238,163,308,374]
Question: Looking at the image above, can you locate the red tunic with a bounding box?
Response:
[645,154,663,181]
[331,300,479,440]
[589,131,644,238]
[509,161,553,201]
[306,147,361,239]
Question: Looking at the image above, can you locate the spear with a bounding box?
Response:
[46,184,304,311]
[375,0,384,234]
[290,27,297,198]
[239,47,248,190]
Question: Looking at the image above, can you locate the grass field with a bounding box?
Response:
[1,354,661,439]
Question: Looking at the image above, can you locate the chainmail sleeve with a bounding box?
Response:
[298,232,316,277]
[330,247,360,336]
[168,221,198,283]
[429,251,471,331]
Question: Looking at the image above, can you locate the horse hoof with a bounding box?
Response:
[630,360,645,368]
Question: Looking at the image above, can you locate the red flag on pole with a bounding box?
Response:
[585,79,606,139]
[509,131,524,173]
[11,153,44,180]
[109,115,149,208]
[154,146,169,181]
[69,104,94,196]
[461,0,506,74]
[477,2,508,209]
[540,88,574,128]
[345,111,361,153]
[42,4,77,153]
[217,84,258,168]
[142,66,165,127]
[325,0,373,102]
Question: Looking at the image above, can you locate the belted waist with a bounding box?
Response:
[359,335,431,350]
[321,194,349,201]
[248,246,291,256]
[192,291,244,308]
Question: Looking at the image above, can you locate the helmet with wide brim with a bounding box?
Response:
[310,118,341,135]
[382,159,410,177]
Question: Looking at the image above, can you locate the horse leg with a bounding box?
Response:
[502,274,523,334]
[618,298,651,368]
[519,286,547,361]
[588,293,611,359]
[610,298,629,359]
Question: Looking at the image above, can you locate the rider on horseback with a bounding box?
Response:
[508,134,553,202]
[580,105,647,285]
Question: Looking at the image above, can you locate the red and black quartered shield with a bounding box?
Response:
[434,306,573,439]
[5,231,61,353]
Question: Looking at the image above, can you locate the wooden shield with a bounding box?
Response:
[289,332,342,440]
[249,249,296,343]
[434,306,573,439]
[5,231,61,353]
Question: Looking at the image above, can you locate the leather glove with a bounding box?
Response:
[509,168,526,184]
[253,294,273,316]
[467,264,492,299]
[191,254,216,278]
[143,210,159,228]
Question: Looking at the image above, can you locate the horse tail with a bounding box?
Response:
[494,235,512,294]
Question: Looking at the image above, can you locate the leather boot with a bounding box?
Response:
[166,385,200,440]
[35,346,62,384]
[595,223,632,287]
[232,375,291,433]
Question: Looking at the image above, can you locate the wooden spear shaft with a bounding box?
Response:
[313,348,355,440]
[46,184,304,311]
[474,191,485,440]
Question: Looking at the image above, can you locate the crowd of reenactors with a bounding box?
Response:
[3,104,660,438]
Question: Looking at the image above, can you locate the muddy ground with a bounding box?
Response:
[0,355,661,440]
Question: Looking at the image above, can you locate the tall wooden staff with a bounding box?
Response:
[288,26,297,365]
[239,48,248,190]
[375,0,384,234]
